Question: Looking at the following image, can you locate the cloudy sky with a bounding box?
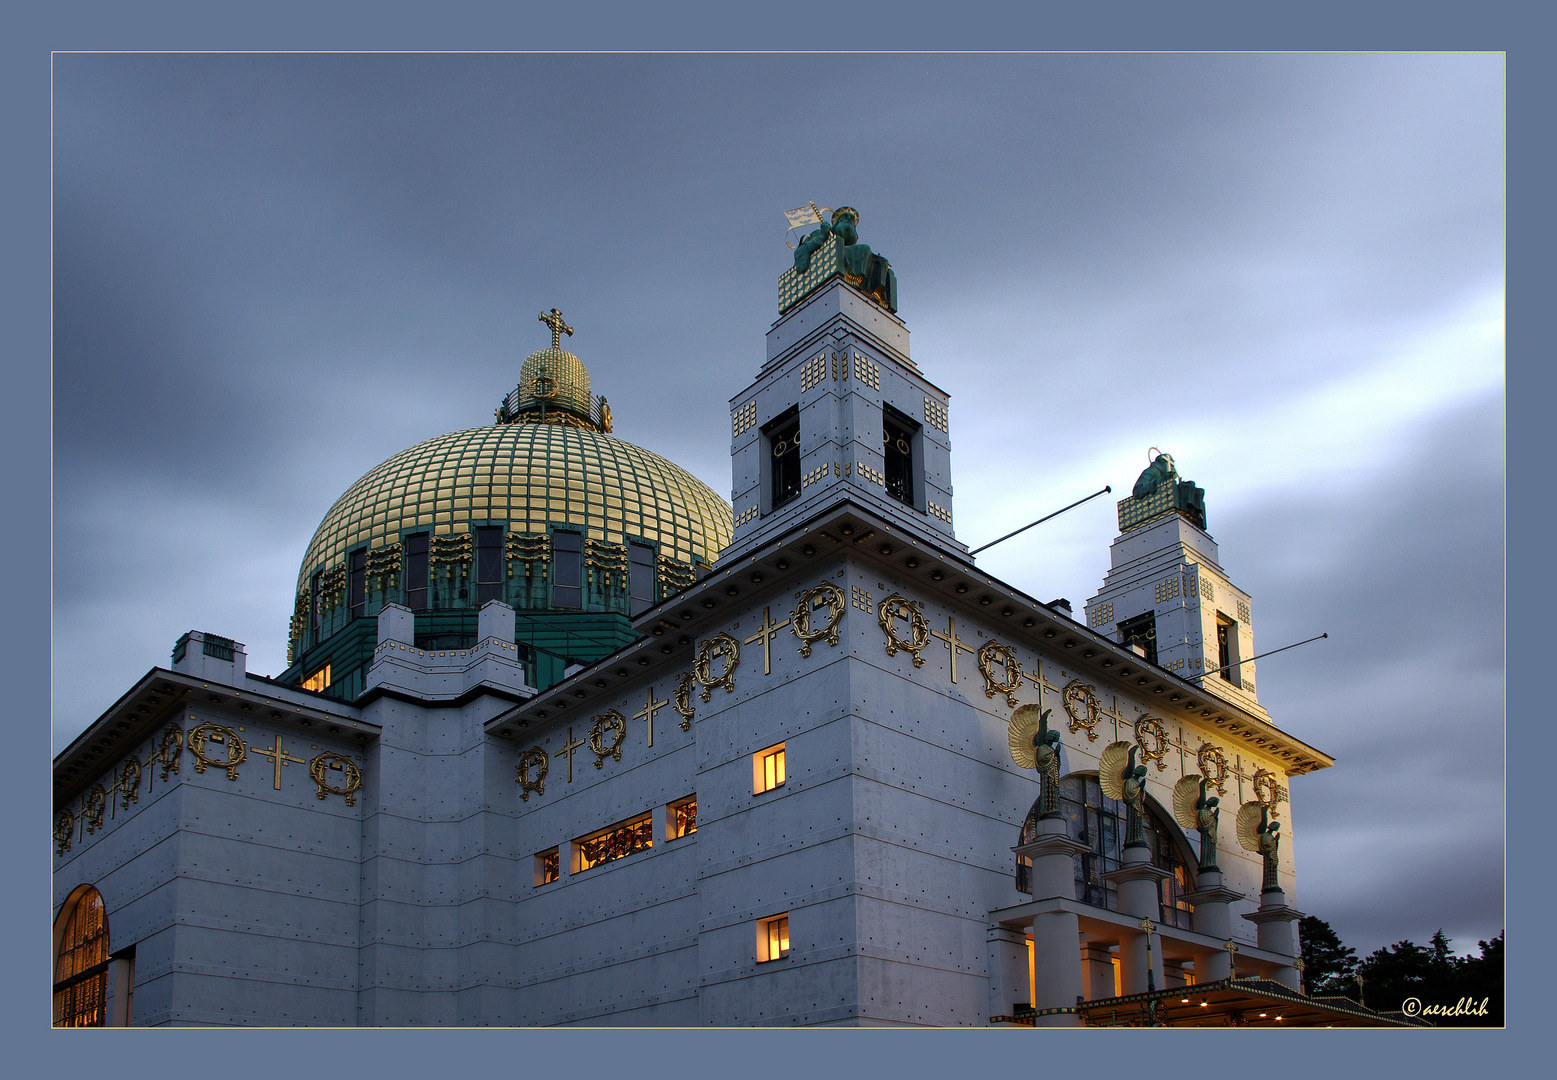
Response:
[51,53,1504,958]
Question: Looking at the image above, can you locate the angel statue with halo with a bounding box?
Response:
[1099,741,1150,847]
[1008,705,1062,817]
[1236,801,1283,891]
[1173,774,1221,872]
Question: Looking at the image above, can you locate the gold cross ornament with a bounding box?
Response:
[555,728,586,783]
[743,607,792,676]
[634,689,671,747]
[930,615,976,682]
[539,308,574,349]
[252,734,306,790]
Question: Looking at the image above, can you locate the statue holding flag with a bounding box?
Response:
[784,203,898,312]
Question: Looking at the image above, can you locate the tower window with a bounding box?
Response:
[405,533,430,611]
[475,526,504,605]
[349,548,367,620]
[552,529,582,609]
[629,541,656,615]
[883,405,919,507]
[1216,615,1241,687]
[1117,612,1157,666]
[764,407,801,510]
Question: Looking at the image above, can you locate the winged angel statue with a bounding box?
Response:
[1099,741,1150,847]
[1009,705,1062,817]
[1173,775,1221,872]
[1236,801,1283,892]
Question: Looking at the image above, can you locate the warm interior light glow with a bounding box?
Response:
[753,742,786,794]
[757,914,790,962]
[302,664,332,693]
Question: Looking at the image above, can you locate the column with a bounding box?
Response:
[1242,886,1304,990]
[1013,816,1091,1026]
[1079,943,1117,1001]
[1103,845,1170,995]
[986,926,1030,1022]
[1183,869,1245,982]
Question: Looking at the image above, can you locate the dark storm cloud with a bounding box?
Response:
[52,52,1503,957]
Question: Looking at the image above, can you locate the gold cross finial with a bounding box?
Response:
[539,308,574,349]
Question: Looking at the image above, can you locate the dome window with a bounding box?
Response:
[629,541,656,616]
[405,534,430,611]
[475,527,505,606]
[553,530,583,609]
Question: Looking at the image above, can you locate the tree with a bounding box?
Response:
[1298,915,1357,997]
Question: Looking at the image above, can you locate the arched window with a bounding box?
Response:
[1017,774,1197,930]
[53,885,110,1026]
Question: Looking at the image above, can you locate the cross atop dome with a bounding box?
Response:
[539,308,574,350]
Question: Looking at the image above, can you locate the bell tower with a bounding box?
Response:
[1083,452,1268,717]
[722,205,960,560]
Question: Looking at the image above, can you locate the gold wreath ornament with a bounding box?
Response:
[153,723,184,780]
[978,641,1023,707]
[1134,715,1169,770]
[117,756,142,810]
[1196,743,1229,794]
[1061,680,1101,740]
[673,671,696,730]
[877,594,929,667]
[694,634,741,702]
[516,746,549,801]
[55,809,75,855]
[791,582,846,657]
[188,721,247,780]
[309,752,364,805]
[83,785,108,834]
[589,710,627,768]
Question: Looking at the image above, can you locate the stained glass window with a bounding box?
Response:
[53,887,109,1027]
[1016,775,1196,930]
[575,814,653,872]
[671,797,697,838]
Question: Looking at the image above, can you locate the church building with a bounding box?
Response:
[53,207,1416,1027]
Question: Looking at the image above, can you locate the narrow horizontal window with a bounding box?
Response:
[574,813,653,872]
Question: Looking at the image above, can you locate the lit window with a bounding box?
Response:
[757,913,790,962]
[53,886,110,1027]
[535,847,559,886]
[670,796,697,839]
[753,742,786,794]
[574,813,653,872]
[301,664,332,693]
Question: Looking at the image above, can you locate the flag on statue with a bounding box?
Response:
[784,205,830,229]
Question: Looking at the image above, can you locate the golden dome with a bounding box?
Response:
[515,346,594,420]
[295,423,733,598]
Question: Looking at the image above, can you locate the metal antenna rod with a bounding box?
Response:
[1187,633,1329,681]
[968,486,1112,556]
